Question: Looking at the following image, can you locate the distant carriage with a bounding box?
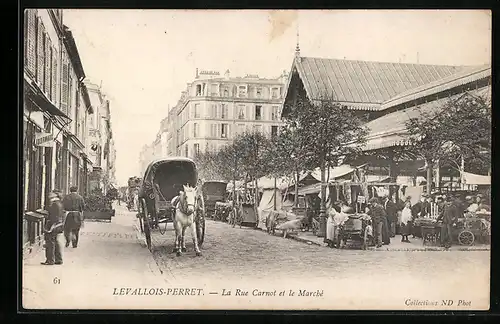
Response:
[201,180,228,219]
[137,158,206,251]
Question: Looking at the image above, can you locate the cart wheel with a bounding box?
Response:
[362,227,369,250]
[138,215,144,233]
[140,198,152,251]
[458,230,475,246]
[196,212,206,247]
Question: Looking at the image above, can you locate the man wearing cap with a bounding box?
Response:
[62,186,86,248]
[367,197,386,248]
[436,195,459,248]
[383,194,397,238]
[41,191,64,265]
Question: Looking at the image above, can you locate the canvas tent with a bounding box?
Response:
[257,187,282,230]
[462,172,490,185]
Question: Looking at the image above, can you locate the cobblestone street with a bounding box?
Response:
[148,216,490,309]
[22,206,490,310]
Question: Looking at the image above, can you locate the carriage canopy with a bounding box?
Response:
[202,180,228,200]
[140,157,198,202]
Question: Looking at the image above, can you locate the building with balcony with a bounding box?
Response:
[23,9,95,214]
[85,81,116,193]
[166,69,287,158]
[23,9,97,252]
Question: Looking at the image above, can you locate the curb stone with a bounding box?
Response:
[131,220,164,276]
[287,234,490,252]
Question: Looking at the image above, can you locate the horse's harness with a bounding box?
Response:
[176,192,196,216]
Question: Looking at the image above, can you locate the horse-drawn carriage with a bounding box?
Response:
[202,180,228,219]
[137,158,205,255]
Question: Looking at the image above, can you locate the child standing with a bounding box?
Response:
[400,199,413,243]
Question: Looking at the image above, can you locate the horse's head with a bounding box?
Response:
[181,184,197,215]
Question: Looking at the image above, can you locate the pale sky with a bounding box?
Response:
[62,9,491,186]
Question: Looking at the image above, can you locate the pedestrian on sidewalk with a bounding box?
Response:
[62,186,85,248]
[41,191,64,265]
[400,199,413,243]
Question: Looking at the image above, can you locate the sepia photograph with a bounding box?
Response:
[21,9,491,311]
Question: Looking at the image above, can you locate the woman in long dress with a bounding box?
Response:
[325,203,339,248]
[400,200,412,243]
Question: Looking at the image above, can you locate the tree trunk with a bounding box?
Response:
[254,177,260,228]
[318,162,327,238]
[294,168,299,208]
[435,159,440,191]
[273,177,277,211]
[426,157,433,195]
[460,155,465,190]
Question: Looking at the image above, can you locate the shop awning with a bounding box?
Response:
[24,76,72,122]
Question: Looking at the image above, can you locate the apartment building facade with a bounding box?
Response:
[23,9,95,213]
[85,81,117,193]
[169,69,287,158]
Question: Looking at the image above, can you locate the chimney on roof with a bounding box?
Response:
[225,69,230,80]
[195,68,199,79]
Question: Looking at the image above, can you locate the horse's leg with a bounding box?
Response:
[190,216,202,256]
[181,226,187,252]
[173,212,181,256]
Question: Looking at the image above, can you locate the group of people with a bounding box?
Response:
[41,186,86,266]
[323,191,489,249]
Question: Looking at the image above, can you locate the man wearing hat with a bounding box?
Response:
[436,194,459,248]
[367,197,386,248]
[41,191,64,265]
[62,186,86,248]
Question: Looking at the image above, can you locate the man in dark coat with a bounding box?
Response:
[383,194,398,238]
[436,195,459,248]
[41,191,64,265]
[62,186,86,248]
[367,197,386,248]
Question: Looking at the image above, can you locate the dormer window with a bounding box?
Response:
[271,87,279,99]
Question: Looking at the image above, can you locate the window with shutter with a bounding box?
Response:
[26,10,37,77]
[24,12,28,68]
[52,48,57,105]
[61,49,69,114]
[44,34,51,96]
[37,18,45,87]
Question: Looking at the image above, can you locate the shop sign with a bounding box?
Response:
[35,132,53,147]
[357,195,366,204]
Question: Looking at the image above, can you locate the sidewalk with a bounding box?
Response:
[22,203,165,309]
[282,230,490,251]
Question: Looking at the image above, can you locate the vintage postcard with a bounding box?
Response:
[21,9,491,311]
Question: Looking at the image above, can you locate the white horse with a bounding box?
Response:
[171,184,202,257]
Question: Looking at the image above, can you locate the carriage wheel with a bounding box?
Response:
[196,212,206,247]
[140,198,152,251]
[362,227,369,250]
[196,198,206,246]
[458,230,475,246]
